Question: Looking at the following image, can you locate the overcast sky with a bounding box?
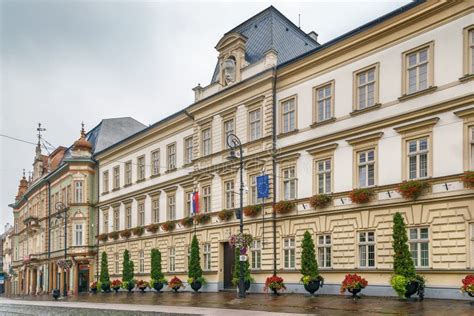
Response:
[0,0,409,231]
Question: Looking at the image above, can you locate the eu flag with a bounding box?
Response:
[256,175,269,199]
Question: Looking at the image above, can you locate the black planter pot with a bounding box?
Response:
[348,288,361,299]
[127,283,135,293]
[139,287,147,293]
[52,289,61,300]
[244,280,251,292]
[172,286,180,292]
[191,281,202,292]
[468,292,474,298]
[101,283,111,293]
[304,280,321,295]
[153,282,164,292]
[405,281,419,298]
[90,288,97,294]
[113,287,120,293]
[271,288,280,296]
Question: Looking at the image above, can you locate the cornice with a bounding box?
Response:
[394,117,440,134]
[346,132,384,146]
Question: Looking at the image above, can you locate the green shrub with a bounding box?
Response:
[300,231,323,284]
[150,248,166,284]
[122,249,134,283]
[391,275,408,298]
[188,235,205,284]
[232,247,254,286]
[392,213,416,279]
[99,252,110,289]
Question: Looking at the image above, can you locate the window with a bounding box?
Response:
[139,250,145,273]
[152,198,159,223]
[316,159,331,194]
[138,202,145,226]
[67,185,72,205]
[74,181,83,203]
[282,166,296,200]
[355,66,378,109]
[224,180,235,209]
[281,97,296,133]
[251,240,261,269]
[167,195,176,221]
[151,150,160,176]
[203,243,211,270]
[137,156,145,180]
[464,26,474,76]
[249,174,258,205]
[470,127,474,169]
[202,128,211,156]
[125,161,132,185]
[283,238,295,269]
[113,207,120,231]
[358,231,375,268]
[74,224,83,246]
[357,149,375,187]
[102,171,109,193]
[184,137,193,164]
[169,247,176,272]
[249,109,262,141]
[167,144,176,171]
[223,119,234,148]
[185,191,193,217]
[202,185,211,213]
[402,43,433,95]
[409,227,429,268]
[113,166,120,189]
[125,205,132,229]
[103,210,109,234]
[317,235,331,268]
[407,138,428,179]
[115,253,120,274]
[315,82,333,122]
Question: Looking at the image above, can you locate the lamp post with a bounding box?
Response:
[55,201,68,297]
[226,133,245,299]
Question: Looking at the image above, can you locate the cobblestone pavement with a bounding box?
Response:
[2,291,474,315]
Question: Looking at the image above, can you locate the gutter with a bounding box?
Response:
[271,66,277,276]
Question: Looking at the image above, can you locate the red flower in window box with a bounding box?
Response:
[243,205,262,217]
[349,188,374,204]
[119,229,132,239]
[195,213,211,225]
[97,233,108,242]
[462,171,474,188]
[132,226,145,236]
[161,221,176,232]
[217,209,234,221]
[146,223,160,233]
[180,216,194,228]
[273,201,296,214]
[309,194,332,209]
[397,180,428,200]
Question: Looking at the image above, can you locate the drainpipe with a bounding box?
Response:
[95,161,100,281]
[46,180,51,293]
[271,66,277,276]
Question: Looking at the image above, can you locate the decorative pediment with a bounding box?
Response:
[215,32,248,53]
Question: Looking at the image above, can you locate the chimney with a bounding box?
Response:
[307,31,318,43]
[192,84,204,102]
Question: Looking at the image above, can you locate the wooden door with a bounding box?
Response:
[223,242,235,288]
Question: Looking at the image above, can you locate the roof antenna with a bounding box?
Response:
[298,13,301,29]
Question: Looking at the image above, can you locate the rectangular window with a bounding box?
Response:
[358,231,375,268]
[138,202,145,226]
[251,239,261,269]
[113,207,120,231]
[403,43,433,95]
[103,171,109,193]
[115,253,120,274]
[249,174,258,205]
[139,250,145,273]
[224,180,235,209]
[282,166,296,200]
[169,247,176,272]
[167,144,176,171]
[464,26,474,76]
[185,191,193,217]
[202,185,211,213]
[223,119,234,148]
[249,108,262,141]
[137,156,145,180]
[316,159,331,194]
[283,238,295,269]
[125,205,132,229]
[281,98,296,133]
[470,127,474,169]
[356,67,377,109]
[167,195,176,221]
[409,227,429,268]
[113,166,120,189]
[202,128,211,156]
[125,161,132,185]
[315,83,333,122]
[152,198,159,223]
[203,243,211,270]
[317,235,331,268]
[74,224,83,246]
[470,29,474,74]
[151,150,160,176]
[408,138,428,179]
[184,137,193,164]
[103,211,109,234]
[74,181,83,203]
[67,185,72,205]
[357,149,375,187]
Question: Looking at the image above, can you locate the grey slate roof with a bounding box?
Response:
[211,6,319,83]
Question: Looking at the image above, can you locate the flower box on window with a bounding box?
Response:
[397,180,428,200]
[120,229,132,239]
[97,233,108,242]
[146,223,160,234]
[108,231,120,240]
[161,221,175,232]
[309,194,332,209]
[195,213,211,225]
[273,201,296,214]
[132,226,145,237]
[349,188,374,204]
[462,171,474,188]
[243,205,262,217]
[180,216,194,228]
[217,209,234,221]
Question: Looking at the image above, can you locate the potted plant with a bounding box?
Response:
[161,221,176,232]
[136,280,149,292]
[168,276,185,292]
[122,249,135,292]
[188,235,206,292]
[146,223,160,234]
[132,226,145,237]
[228,233,253,255]
[340,274,368,299]
[180,216,194,228]
[349,188,374,204]
[99,251,111,292]
[309,194,332,209]
[195,213,211,225]
[273,201,296,214]
[111,279,122,293]
[460,274,474,298]
[150,248,167,292]
[231,247,254,292]
[462,171,474,188]
[120,229,132,239]
[89,281,98,294]
[300,231,324,295]
[390,212,425,300]
[397,180,428,200]
[97,233,108,242]
[109,231,120,240]
[218,209,234,221]
[264,275,286,295]
[243,205,262,217]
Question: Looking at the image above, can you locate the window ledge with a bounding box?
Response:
[182,163,193,168]
[101,191,109,196]
[112,187,120,192]
[459,74,474,83]
[277,129,299,138]
[350,103,382,117]
[398,86,437,102]
[150,174,160,179]
[136,179,146,184]
[165,168,177,174]
[310,117,336,128]
[123,183,132,188]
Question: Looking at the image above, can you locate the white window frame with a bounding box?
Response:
[224,180,235,209]
[137,156,146,180]
[409,227,430,268]
[125,161,132,185]
[167,195,176,221]
[102,171,109,193]
[202,128,212,156]
[125,205,132,229]
[74,181,83,203]
[281,98,296,133]
[167,143,176,171]
[357,149,375,187]
[113,166,120,189]
[407,138,429,180]
[113,207,120,231]
[282,166,297,200]
[202,185,211,213]
[139,250,145,273]
[74,223,83,246]
[152,198,159,223]
[169,247,176,272]
[151,149,160,176]
[203,243,211,271]
[358,231,375,268]
[356,67,377,109]
[251,239,261,270]
[249,108,262,141]
[184,137,193,164]
[138,202,145,226]
[283,237,295,269]
[317,234,332,268]
[223,119,234,149]
[316,159,331,194]
[315,82,333,122]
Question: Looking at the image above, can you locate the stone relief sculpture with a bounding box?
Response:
[223,57,236,85]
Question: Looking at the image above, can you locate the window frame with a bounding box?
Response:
[137,201,145,226]
[317,234,332,268]
[113,207,120,231]
[113,166,120,190]
[283,237,296,269]
[168,247,176,272]
[151,197,159,223]
[353,63,380,110]
[313,80,335,124]
[409,227,430,268]
[125,160,132,186]
[74,181,84,203]
[222,117,235,149]
[184,137,193,165]
[125,204,132,229]
[203,243,212,271]
[151,149,160,176]
[139,250,145,273]
[102,210,109,234]
[250,239,262,270]
[281,164,297,201]
[201,127,212,157]
[248,107,262,141]
[401,41,434,96]
[74,223,83,246]
[102,171,109,193]
[202,185,211,213]
[315,158,332,194]
[463,25,474,77]
[358,231,376,268]
[279,95,297,134]
[167,194,176,221]
[223,179,235,210]
[167,143,177,171]
[356,148,376,188]
[137,155,146,181]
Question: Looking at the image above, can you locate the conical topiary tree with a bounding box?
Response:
[99,251,111,291]
[150,248,166,290]
[122,249,135,291]
[232,247,252,288]
[188,235,205,289]
[300,231,321,281]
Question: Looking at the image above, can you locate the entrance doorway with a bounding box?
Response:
[78,266,89,293]
[223,242,235,289]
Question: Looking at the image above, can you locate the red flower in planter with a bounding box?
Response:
[180,216,194,228]
[195,213,211,225]
[146,223,160,233]
[263,275,286,292]
[243,205,262,217]
[161,221,176,232]
[462,171,474,188]
[217,209,234,221]
[340,274,368,294]
[273,201,296,214]
[111,279,122,289]
[132,226,145,236]
[349,188,374,204]
[309,194,332,209]
[397,180,428,200]
[461,274,474,294]
[97,233,108,242]
[119,229,132,239]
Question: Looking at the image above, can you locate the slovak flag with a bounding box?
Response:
[191,191,199,215]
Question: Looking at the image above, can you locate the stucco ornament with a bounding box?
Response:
[223,58,236,85]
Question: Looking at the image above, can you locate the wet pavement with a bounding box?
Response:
[2,291,474,315]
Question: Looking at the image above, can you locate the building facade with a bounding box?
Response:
[1,225,14,295]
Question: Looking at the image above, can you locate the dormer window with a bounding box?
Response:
[223,56,236,86]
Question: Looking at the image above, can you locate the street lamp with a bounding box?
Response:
[226,133,245,299]
[55,201,69,297]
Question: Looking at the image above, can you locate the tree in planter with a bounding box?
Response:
[122,249,135,292]
[150,248,167,292]
[390,212,425,300]
[99,251,111,292]
[300,231,324,295]
[188,235,206,292]
[232,247,254,291]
